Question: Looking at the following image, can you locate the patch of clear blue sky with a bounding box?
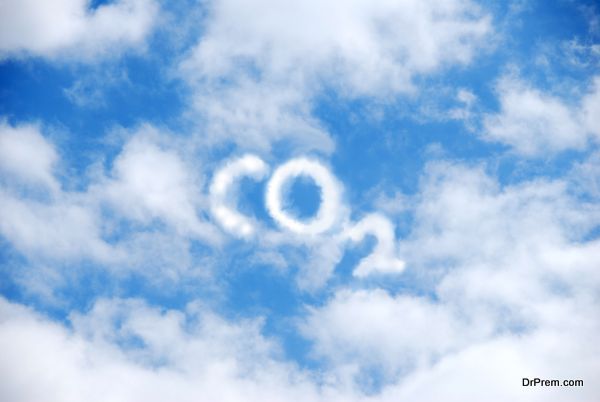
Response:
[0,0,598,372]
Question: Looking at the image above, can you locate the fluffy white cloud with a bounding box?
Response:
[0,191,118,262]
[180,0,491,151]
[302,289,476,377]
[0,121,59,191]
[185,79,335,153]
[0,123,355,291]
[0,123,221,273]
[570,151,600,199]
[301,161,600,399]
[378,322,600,402]
[100,129,221,243]
[2,155,599,401]
[0,121,115,262]
[0,297,338,402]
[482,75,600,155]
[0,0,159,60]
[185,0,490,95]
[401,162,600,270]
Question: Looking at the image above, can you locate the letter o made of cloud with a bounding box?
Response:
[266,157,341,235]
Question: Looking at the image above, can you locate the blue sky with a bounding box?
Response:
[1,0,599,401]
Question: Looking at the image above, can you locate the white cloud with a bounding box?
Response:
[0,0,159,60]
[293,236,346,291]
[2,110,599,400]
[180,0,491,151]
[0,122,222,277]
[185,0,490,95]
[570,151,600,199]
[0,190,118,262]
[185,79,335,153]
[0,296,338,402]
[0,122,116,262]
[378,323,600,402]
[0,122,354,291]
[0,121,59,191]
[302,289,476,377]
[400,162,600,279]
[301,161,600,398]
[482,74,600,155]
[100,130,221,243]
